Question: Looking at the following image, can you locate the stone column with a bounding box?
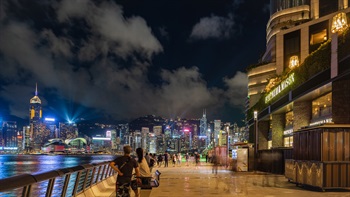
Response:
[258,121,269,150]
[293,101,312,131]
[332,74,350,124]
[271,113,285,148]
[300,26,309,64]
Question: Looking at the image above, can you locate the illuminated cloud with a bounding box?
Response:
[0,0,253,122]
[190,14,235,40]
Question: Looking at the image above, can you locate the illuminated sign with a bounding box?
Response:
[4,147,18,150]
[283,129,293,135]
[92,137,111,141]
[265,73,295,103]
[45,118,55,122]
[309,118,333,126]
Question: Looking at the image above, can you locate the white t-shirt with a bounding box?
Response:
[139,157,152,177]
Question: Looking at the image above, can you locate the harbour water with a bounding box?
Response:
[0,154,116,197]
[0,154,116,179]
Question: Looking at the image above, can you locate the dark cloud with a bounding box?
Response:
[0,0,249,122]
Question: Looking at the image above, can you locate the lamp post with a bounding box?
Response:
[226,126,229,168]
[253,110,258,172]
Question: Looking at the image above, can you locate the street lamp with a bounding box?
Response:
[253,110,258,172]
[226,126,229,168]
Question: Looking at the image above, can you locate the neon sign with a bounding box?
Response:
[265,73,295,103]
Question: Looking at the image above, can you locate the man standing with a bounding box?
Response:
[164,152,169,167]
[109,145,141,197]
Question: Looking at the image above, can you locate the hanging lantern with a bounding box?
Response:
[289,55,299,69]
[331,12,348,33]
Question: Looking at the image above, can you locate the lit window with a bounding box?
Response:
[331,12,348,33]
[312,92,332,119]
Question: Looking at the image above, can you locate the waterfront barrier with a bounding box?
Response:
[0,161,116,197]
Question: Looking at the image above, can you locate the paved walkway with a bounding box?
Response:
[112,163,350,197]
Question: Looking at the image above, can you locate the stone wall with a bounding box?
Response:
[258,121,269,150]
[272,113,285,147]
[293,101,312,131]
[332,74,350,124]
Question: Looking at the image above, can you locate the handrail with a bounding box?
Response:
[0,161,116,197]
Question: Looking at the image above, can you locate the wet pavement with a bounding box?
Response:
[109,162,350,197]
[142,162,350,197]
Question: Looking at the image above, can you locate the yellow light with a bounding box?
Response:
[289,56,299,69]
[331,12,348,33]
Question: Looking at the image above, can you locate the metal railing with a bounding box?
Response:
[0,161,115,197]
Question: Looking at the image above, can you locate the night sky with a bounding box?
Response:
[0,0,270,125]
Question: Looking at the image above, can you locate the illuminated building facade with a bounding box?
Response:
[0,121,18,152]
[59,122,78,140]
[29,84,43,150]
[245,3,350,187]
[199,109,207,136]
[247,0,350,149]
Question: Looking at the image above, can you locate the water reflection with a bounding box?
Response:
[0,154,115,197]
[0,154,114,179]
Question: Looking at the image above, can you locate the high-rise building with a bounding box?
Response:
[29,84,43,150]
[199,109,207,137]
[59,122,78,140]
[43,118,58,139]
[153,126,162,136]
[0,121,18,152]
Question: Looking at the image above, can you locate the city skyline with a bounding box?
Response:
[0,0,270,124]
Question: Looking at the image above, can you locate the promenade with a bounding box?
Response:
[114,162,350,197]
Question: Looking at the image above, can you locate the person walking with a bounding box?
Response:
[172,154,177,167]
[177,153,182,166]
[212,154,219,174]
[157,154,163,167]
[185,153,189,166]
[109,145,141,197]
[149,153,156,172]
[164,152,169,167]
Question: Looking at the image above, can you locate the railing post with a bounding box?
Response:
[22,185,32,197]
[45,178,55,197]
[82,169,90,191]
[89,167,96,186]
[61,174,71,197]
[72,171,82,196]
[95,166,102,184]
[100,165,107,181]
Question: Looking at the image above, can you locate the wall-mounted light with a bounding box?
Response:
[289,55,299,69]
[254,111,258,120]
[331,12,348,33]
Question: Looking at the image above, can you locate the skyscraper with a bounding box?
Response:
[199,109,207,136]
[29,84,43,150]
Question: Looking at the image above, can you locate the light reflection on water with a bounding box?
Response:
[0,154,115,179]
[0,154,116,197]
